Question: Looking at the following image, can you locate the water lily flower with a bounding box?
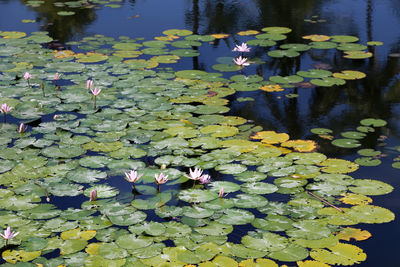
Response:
[218,187,228,198]
[24,72,32,87]
[233,56,250,67]
[89,189,97,202]
[90,87,101,109]
[0,226,19,245]
[24,72,32,80]
[1,103,13,114]
[155,173,168,192]
[124,170,143,183]
[186,167,203,180]
[199,174,211,184]
[90,87,101,96]
[54,72,61,80]
[233,42,251,53]
[86,79,93,90]
[155,173,168,185]
[17,123,28,134]
[1,103,13,123]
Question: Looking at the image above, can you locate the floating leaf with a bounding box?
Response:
[349,179,393,195]
[319,159,359,173]
[302,35,330,42]
[310,243,366,265]
[281,140,316,152]
[339,193,372,205]
[333,71,366,80]
[332,139,361,148]
[360,118,387,127]
[2,249,41,264]
[335,227,371,241]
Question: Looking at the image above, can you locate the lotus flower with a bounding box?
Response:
[89,189,97,202]
[0,226,19,245]
[233,56,250,67]
[90,87,101,109]
[186,167,203,180]
[124,170,143,183]
[233,42,251,53]
[199,174,211,184]
[17,123,27,134]
[1,103,13,123]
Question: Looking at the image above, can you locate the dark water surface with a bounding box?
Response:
[1,0,400,266]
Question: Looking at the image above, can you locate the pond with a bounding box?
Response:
[0,0,399,266]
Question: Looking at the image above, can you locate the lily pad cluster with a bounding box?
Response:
[0,28,394,266]
[311,118,391,168]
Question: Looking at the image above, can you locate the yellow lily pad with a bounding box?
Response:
[0,31,27,39]
[54,50,75,59]
[86,242,102,255]
[210,33,230,39]
[310,243,366,265]
[251,131,289,144]
[335,227,371,242]
[297,260,331,267]
[332,70,366,80]
[281,140,316,152]
[302,35,330,42]
[339,193,372,205]
[2,249,41,264]
[61,227,96,240]
[260,84,284,92]
[237,30,259,36]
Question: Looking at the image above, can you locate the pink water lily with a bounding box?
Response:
[89,189,97,202]
[1,103,13,123]
[233,42,251,52]
[90,87,101,109]
[54,72,61,80]
[233,56,250,67]
[124,170,143,183]
[0,226,19,245]
[24,72,32,87]
[17,123,28,134]
[86,79,93,90]
[90,87,101,96]
[199,174,211,184]
[1,103,13,114]
[24,72,32,80]
[218,187,228,198]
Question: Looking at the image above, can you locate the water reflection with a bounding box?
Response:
[19,0,100,43]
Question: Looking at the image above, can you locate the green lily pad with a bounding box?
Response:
[219,209,255,225]
[360,118,387,127]
[349,179,393,195]
[331,138,361,148]
[178,189,219,203]
[354,157,381,166]
[242,232,288,252]
[269,75,303,84]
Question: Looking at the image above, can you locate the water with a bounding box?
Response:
[1,0,400,266]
